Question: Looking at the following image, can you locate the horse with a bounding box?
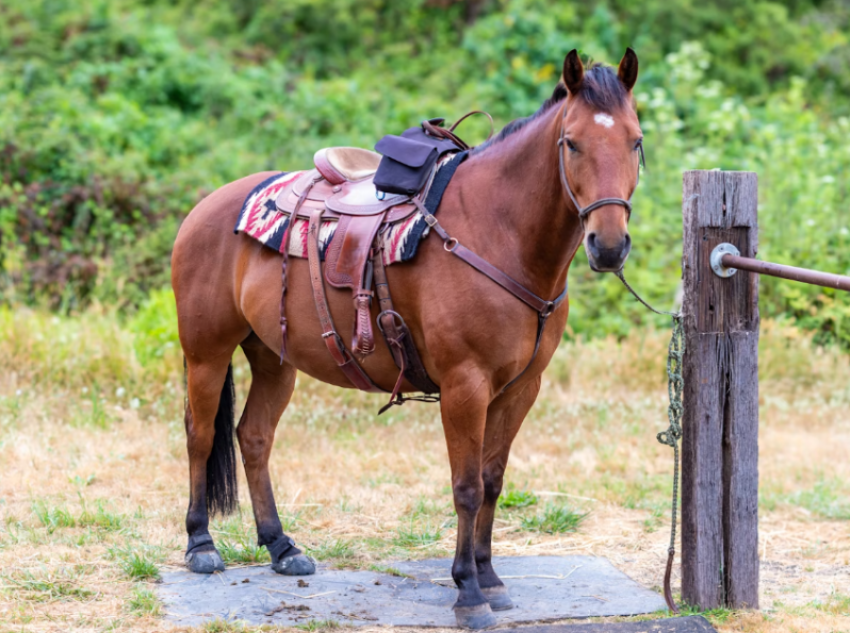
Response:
[171,49,642,629]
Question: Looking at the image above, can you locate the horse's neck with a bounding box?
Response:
[453,107,583,299]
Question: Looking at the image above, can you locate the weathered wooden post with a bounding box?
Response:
[681,171,760,609]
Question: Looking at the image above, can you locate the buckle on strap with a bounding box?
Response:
[423,213,438,227]
[540,301,556,318]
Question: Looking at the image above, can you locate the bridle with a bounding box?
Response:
[556,105,645,224]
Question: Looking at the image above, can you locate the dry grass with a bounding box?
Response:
[0,306,848,632]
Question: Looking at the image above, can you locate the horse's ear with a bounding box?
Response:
[617,48,639,92]
[562,49,584,95]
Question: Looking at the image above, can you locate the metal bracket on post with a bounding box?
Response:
[710,242,740,278]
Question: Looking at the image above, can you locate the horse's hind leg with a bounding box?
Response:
[237,334,315,575]
[183,352,242,573]
[474,378,541,611]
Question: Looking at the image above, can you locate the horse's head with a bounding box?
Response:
[558,49,642,272]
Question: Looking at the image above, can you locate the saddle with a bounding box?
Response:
[271,113,565,412]
[274,145,450,403]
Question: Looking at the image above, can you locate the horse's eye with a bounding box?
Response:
[634,138,643,150]
[566,139,578,153]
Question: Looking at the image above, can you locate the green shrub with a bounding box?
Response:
[3,0,850,346]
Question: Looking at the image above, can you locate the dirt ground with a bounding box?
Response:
[0,311,848,632]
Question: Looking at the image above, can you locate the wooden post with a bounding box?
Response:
[681,171,760,609]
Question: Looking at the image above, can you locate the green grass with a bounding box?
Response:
[6,570,94,602]
[367,564,413,578]
[498,486,538,509]
[520,504,588,534]
[213,514,271,564]
[32,499,126,534]
[296,619,341,631]
[128,585,161,616]
[392,519,443,548]
[108,546,162,581]
[78,501,125,531]
[218,540,270,565]
[815,593,850,615]
[786,478,850,520]
[202,619,250,632]
[309,538,354,563]
[32,502,76,532]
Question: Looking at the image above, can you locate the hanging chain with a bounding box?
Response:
[614,271,684,614]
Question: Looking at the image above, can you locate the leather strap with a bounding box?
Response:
[372,243,440,396]
[307,208,384,393]
[414,199,565,317]
[421,111,494,151]
[186,533,214,554]
[280,174,322,363]
[556,103,642,222]
[412,198,568,394]
[266,535,299,562]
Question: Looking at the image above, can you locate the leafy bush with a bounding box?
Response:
[2,0,850,345]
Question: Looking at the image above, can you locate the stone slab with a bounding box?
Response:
[506,617,717,632]
[159,556,667,627]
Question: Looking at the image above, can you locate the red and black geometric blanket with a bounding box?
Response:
[234,171,435,265]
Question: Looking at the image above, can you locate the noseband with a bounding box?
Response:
[557,109,645,222]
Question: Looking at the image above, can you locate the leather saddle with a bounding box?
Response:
[273,146,441,399]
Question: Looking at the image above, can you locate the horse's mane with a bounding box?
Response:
[472,64,628,155]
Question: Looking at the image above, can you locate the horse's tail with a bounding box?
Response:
[205,363,239,516]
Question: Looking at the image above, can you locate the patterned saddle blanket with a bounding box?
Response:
[234,169,443,264]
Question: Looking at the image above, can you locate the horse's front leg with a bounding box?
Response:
[440,371,495,629]
[474,377,542,611]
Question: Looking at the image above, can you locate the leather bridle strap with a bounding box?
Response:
[556,106,643,221]
[307,207,384,393]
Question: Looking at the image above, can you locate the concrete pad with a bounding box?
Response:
[159,555,668,627]
[504,617,717,632]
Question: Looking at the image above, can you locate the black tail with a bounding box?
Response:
[206,363,238,516]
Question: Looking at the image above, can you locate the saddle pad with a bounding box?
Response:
[234,171,434,264]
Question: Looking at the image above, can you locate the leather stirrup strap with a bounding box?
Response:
[306,208,383,393]
[280,173,323,364]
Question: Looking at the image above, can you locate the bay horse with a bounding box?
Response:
[171,49,642,629]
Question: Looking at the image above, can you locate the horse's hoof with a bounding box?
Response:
[454,603,497,629]
[271,553,316,576]
[185,549,225,574]
[482,585,514,611]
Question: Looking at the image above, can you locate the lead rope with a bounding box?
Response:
[614,270,683,614]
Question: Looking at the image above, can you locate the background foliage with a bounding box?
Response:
[2,0,850,344]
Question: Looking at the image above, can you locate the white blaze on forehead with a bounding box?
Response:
[594,113,615,128]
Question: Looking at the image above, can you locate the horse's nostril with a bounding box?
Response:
[623,234,632,250]
[587,232,598,251]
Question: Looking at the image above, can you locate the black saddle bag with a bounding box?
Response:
[373,120,463,196]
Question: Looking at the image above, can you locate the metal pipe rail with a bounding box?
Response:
[710,242,850,291]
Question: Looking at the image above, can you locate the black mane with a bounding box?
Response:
[472,64,628,155]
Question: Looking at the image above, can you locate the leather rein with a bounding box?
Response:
[423,106,642,394]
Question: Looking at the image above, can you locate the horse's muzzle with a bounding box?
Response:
[586,232,631,272]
